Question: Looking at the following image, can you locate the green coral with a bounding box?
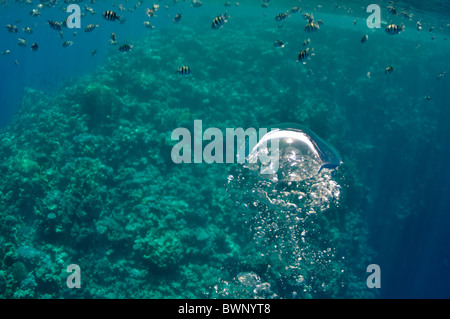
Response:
[139,230,185,269]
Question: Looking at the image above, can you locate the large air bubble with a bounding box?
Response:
[237,123,342,184]
[230,123,342,213]
[225,123,344,298]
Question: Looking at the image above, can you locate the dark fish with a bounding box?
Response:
[385,66,394,74]
[17,38,27,47]
[31,43,39,51]
[103,10,121,21]
[424,96,431,101]
[177,66,191,75]
[400,11,413,19]
[48,20,62,31]
[387,6,397,15]
[30,9,41,17]
[304,22,319,32]
[361,34,368,43]
[303,13,314,23]
[298,48,314,64]
[385,24,404,34]
[146,8,156,17]
[62,41,73,47]
[23,27,33,34]
[437,72,446,79]
[91,49,97,56]
[173,13,182,23]
[143,21,154,29]
[6,24,18,33]
[85,5,95,15]
[119,44,132,52]
[212,12,228,29]
[416,21,422,31]
[85,24,99,32]
[273,40,285,48]
[275,12,288,22]
[110,32,118,45]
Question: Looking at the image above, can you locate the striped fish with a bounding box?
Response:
[212,12,228,29]
[48,20,62,31]
[273,40,285,48]
[177,66,191,75]
[103,10,120,21]
[385,24,404,34]
[62,41,73,47]
[298,48,314,64]
[63,41,73,48]
[304,22,319,32]
[275,12,289,21]
[85,24,99,32]
[119,44,132,52]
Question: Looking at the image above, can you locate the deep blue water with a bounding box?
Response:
[1,0,450,299]
[1,1,167,127]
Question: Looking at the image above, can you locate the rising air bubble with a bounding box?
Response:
[229,123,342,213]
[237,123,342,184]
[225,124,344,297]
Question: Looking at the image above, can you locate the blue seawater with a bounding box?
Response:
[0,0,450,299]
